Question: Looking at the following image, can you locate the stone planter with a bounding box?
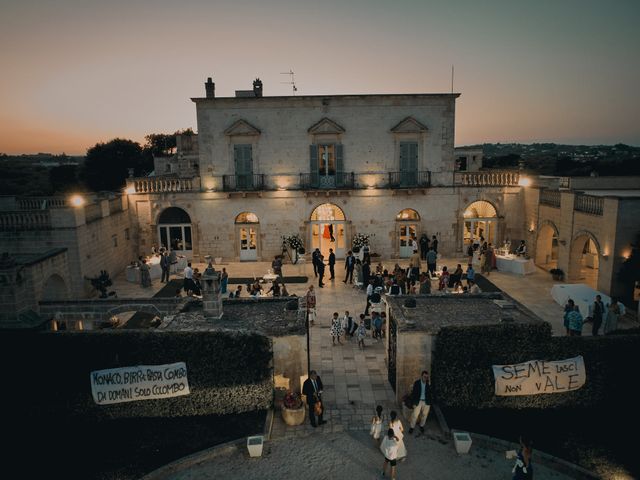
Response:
[247,435,264,457]
[453,431,472,454]
[281,406,306,426]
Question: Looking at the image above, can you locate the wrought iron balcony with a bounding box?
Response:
[222,174,265,192]
[299,172,355,189]
[387,171,431,188]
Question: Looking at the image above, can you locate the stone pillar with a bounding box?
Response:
[202,263,223,319]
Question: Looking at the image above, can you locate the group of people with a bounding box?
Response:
[466,237,497,276]
[370,371,433,480]
[327,309,383,349]
[563,295,622,336]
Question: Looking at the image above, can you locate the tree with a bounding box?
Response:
[82,138,152,192]
[49,165,81,193]
[144,128,195,156]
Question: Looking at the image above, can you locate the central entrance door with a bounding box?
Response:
[235,212,259,261]
[462,201,498,250]
[310,203,347,259]
[396,209,420,258]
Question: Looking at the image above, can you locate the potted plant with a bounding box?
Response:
[550,268,564,281]
[281,390,306,426]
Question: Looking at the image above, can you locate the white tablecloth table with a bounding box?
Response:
[147,257,162,280]
[125,266,140,283]
[263,273,279,282]
[495,254,536,275]
[550,283,626,317]
[172,256,188,274]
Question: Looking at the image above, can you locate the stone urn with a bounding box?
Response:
[281,405,306,426]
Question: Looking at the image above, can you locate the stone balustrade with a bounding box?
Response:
[133,176,195,193]
[539,189,561,208]
[574,194,603,216]
[0,211,52,230]
[16,197,68,210]
[454,171,520,187]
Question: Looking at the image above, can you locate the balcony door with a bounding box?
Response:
[399,142,418,187]
[310,144,343,188]
[234,144,253,190]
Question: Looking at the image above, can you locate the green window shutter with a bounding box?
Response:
[400,142,409,171]
[309,144,319,187]
[399,142,417,187]
[336,144,344,186]
[408,142,418,172]
[234,144,253,189]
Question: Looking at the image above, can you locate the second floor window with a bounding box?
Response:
[234,144,253,188]
[400,142,418,172]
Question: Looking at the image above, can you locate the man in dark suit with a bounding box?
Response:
[328,248,336,280]
[312,248,321,277]
[160,252,171,283]
[408,370,432,434]
[343,250,355,284]
[302,370,326,427]
[317,254,325,288]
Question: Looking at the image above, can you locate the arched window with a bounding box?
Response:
[159,207,191,224]
[462,201,498,249]
[235,212,259,224]
[310,203,345,221]
[396,209,420,221]
[158,207,192,252]
[463,200,497,219]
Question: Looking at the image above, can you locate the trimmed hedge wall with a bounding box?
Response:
[432,323,639,409]
[2,330,273,419]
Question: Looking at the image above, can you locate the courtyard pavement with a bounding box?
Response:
[112,256,635,479]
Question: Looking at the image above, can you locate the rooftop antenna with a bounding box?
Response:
[451,65,454,93]
[280,69,298,95]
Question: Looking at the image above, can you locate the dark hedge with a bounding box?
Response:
[1,330,273,419]
[431,323,639,410]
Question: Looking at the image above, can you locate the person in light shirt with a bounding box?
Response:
[380,428,400,479]
[183,262,195,296]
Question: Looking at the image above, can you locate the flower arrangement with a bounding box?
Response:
[283,234,304,252]
[352,233,370,250]
[283,391,303,409]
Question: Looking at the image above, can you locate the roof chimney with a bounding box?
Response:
[253,78,263,98]
[205,77,215,98]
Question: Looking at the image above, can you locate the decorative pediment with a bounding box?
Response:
[307,117,346,135]
[224,119,261,136]
[390,116,429,133]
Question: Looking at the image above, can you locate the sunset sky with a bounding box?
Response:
[1,0,638,154]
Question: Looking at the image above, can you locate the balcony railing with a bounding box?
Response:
[455,170,520,187]
[299,172,355,189]
[222,174,265,192]
[0,211,52,230]
[16,197,68,210]
[387,171,431,188]
[133,176,195,193]
[539,189,561,208]
[574,194,603,216]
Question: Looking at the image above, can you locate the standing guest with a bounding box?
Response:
[354,259,364,288]
[362,243,371,265]
[328,248,336,280]
[362,259,371,287]
[511,435,534,480]
[305,285,317,325]
[302,370,325,428]
[266,279,281,297]
[426,247,438,278]
[317,254,326,288]
[465,264,475,287]
[340,310,351,342]
[344,251,356,284]
[438,266,450,291]
[408,370,432,434]
[346,311,358,338]
[364,279,375,315]
[160,251,171,283]
[370,405,385,445]
[312,248,321,278]
[183,262,195,296]
[409,250,421,282]
[481,246,493,275]
[431,235,439,253]
[356,316,367,349]
[418,273,431,294]
[420,233,429,261]
[380,428,400,480]
[271,255,283,278]
[604,297,621,334]
[372,311,383,341]
[220,267,229,294]
[590,295,605,336]
[192,268,202,296]
[330,312,343,345]
[168,248,177,273]
[140,259,152,288]
[466,243,475,264]
[568,305,584,336]
[563,299,576,335]
[388,410,407,460]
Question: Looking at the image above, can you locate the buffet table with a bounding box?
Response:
[495,254,536,275]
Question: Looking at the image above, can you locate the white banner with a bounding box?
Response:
[90,362,190,405]
[492,356,585,396]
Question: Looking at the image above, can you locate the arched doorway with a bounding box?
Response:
[235,212,259,261]
[41,274,68,301]
[462,200,498,250]
[158,207,192,256]
[310,203,346,259]
[535,222,559,270]
[569,232,600,289]
[396,209,420,258]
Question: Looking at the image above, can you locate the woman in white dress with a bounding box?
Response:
[370,405,385,445]
[384,410,407,460]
